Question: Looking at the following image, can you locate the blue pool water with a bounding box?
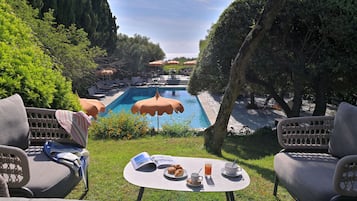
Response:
[102,87,211,129]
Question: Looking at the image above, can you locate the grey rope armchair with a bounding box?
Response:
[273,102,357,201]
[0,94,89,198]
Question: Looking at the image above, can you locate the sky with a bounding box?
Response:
[107,0,233,59]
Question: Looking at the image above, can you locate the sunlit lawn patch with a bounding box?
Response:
[67,130,294,201]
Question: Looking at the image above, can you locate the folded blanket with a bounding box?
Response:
[55,110,91,148]
[43,141,89,189]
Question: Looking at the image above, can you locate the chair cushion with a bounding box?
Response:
[274,152,338,201]
[329,102,357,158]
[24,149,81,198]
[0,94,29,149]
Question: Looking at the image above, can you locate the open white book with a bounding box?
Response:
[130,152,176,170]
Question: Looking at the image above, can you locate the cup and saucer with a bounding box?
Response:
[186,172,203,188]
[221,162,242,177]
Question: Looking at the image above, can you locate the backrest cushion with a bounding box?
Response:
[0,94,29,149]
[329,102,357,158]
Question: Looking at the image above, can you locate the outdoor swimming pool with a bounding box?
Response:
[102,87,211,129]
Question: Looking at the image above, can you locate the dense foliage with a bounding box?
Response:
[191,0,263,94]
[0,1,80,110]
[189,0,357,117]
[7,0,106,97]
[28,0,118,53]
[89,111,151,140]
[160,121,199,137]
[89,111,202,140]
[111,34,165,74]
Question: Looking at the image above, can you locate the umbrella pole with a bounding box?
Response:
[157,115,159,131]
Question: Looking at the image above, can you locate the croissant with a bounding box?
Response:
[167,166,176,174]
[174,169,184,177]
[174,164,182,169]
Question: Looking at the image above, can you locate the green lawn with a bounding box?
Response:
[66,132,294,201]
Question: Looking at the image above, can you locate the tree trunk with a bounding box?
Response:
[203,0,286,156]
[313,74,327,116]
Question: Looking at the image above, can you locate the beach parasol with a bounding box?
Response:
[131,90,184,129]
[167,60,180,65]
[148,60,165,67]
[80,98,106,119]
[148,60,165,77]
[95,68,117,80]
[183,60,197,66]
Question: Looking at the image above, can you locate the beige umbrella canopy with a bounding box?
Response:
[148,60,165,67]
[167,60,180,65]
[96,68,117,79]
[79,98,106,119]
[183,60,197,66]
[131,90,184,129]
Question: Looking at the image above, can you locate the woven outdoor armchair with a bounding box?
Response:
[273,102,357,201]
[0,94,89,198]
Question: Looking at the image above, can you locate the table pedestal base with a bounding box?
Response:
[226,191,235,201]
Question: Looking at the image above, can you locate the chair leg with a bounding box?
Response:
[84,166,89,192]
[79,168,89,200]
[273,175,279,196]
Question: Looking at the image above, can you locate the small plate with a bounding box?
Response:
[186,179,203,188]
[221,168,242,177]
[164,169,187,180]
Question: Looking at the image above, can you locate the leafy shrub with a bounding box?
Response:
[0,1,80,110]
[89,111,150,140]
[159,120,199,137]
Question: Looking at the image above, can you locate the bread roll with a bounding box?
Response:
[174,169,184,177]
[167,166,176,174]
[174,164,182,169]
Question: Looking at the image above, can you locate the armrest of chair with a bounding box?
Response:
[333,155,357,197]
[0,145,30,188]
[26,107,76,146]
[277,116,334,150]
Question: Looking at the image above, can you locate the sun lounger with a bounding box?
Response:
[87,86,105,99]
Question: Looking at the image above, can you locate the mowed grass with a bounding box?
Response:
[66,131,294,201]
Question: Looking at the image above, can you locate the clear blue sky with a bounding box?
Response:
[107,0,233,59]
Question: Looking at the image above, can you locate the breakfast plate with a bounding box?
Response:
[221,168,242,177]
[164,169,187,180]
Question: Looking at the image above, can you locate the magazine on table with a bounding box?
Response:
[130,152,176,170]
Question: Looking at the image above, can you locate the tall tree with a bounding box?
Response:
[112,34,165,74]
[0,1,80,110]
[8,0,106,96]
[28,0,118,53]
[248,0,357,116]
[190,1,263,94]
[190,0,357,118]
[203,0,286,155]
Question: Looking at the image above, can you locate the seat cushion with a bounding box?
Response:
[274,152,338,201]
[0,94,29,149]
[24,149,81,198]
[329,102,357,158]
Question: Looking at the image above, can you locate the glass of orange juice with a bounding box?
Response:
[204,163,212,177]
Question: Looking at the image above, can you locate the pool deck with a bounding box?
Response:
[100,85,288,133]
